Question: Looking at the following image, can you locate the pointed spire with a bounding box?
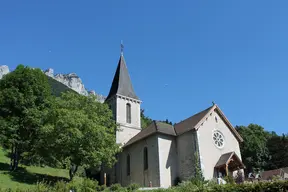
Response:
[106,49,139,101]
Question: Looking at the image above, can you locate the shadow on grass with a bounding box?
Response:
[0,162,69,185]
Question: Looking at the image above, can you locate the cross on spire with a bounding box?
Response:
[120,40,124,56]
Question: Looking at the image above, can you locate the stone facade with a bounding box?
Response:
[196,110,243,179]
[176,131,198,181]
[114,95,141,145]
[158,134,178,187]
[119,134,160,187]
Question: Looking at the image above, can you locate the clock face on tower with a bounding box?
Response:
[213,130,225,149]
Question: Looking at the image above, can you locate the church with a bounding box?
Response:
[100,51,245,188]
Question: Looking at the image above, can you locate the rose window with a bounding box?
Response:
[213,131,225,148]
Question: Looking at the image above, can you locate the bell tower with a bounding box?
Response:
[105,46,141,146]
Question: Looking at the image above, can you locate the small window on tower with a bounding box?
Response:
[126,103,131,123]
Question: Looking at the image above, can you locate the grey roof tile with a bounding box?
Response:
[123,121,175,148]
[261,169,284,180]
[215,152,244,169]
[174,106,213,135]
[215,152,234,168]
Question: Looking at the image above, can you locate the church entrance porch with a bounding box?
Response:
[214,152,245,182]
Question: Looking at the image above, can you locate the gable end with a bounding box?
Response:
[195,105,243,142]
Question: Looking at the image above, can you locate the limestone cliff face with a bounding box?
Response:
[0,65,9,79]
[0,65,106,103]
[44,68,88,96]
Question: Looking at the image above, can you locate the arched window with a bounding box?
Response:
[144,147,148,170]
[127,154,130,176]
[126,103,131,123]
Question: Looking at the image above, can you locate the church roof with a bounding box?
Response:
[261,169,285,180]
[124,103,243,148]
[174,104,243,142]
[123,121,176,148]
[106,55,139,101]
[174,106,213,135]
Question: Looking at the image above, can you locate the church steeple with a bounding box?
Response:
[105,44,141,145]
[106,53,139,101]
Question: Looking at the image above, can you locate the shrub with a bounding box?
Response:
[209,180,288,192]
[75,166,87,177]
[96,185,107,192]
[0,179,287,192]
[79,178,99,191]
[53,181,69,192]
[126,183,140,191]
[176,180,199,192]
[33,182,50,192]
[109,183,123,191]
[224,175,235,184]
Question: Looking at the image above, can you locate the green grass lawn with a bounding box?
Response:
[0,148,69,190]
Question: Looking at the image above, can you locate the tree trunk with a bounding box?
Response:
[14,149,19,170]
[10,145,19,171]
[69,164,78,181]
[10,146,14,171]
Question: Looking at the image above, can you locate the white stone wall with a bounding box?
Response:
[176,130,198,181]
[197,109,242,180]
[116,96,141,145]
[99,95,141,186]
[284,172,288,180]
[158,134,178,188]
[119,134,160,187]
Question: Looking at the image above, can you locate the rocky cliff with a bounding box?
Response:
[0,65,106,103]
[0,65,9,79]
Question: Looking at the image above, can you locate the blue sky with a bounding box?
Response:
[1,0,288,134]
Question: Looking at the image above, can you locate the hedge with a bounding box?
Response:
[0,179,287,192]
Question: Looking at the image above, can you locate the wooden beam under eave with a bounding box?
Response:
[225,164,229,176]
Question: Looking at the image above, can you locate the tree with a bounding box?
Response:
[159,119,173,125]
[235,124,270,173]
[266,134,288,169]
[141,109,173,128]
[141,109,153,129]
[36,91,121,180]
[0,65,52,170]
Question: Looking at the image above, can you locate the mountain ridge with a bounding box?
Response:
[0,65,106,103]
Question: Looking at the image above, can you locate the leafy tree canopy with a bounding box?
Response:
[36,91,121,180]
[141,109,173,128]
[266,134,288,169]
[0,64,52,170]
[141,109,153,129]
[236,124,288,174]
[235,124,270,173]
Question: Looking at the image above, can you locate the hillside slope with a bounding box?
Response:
[0,148,69,190]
